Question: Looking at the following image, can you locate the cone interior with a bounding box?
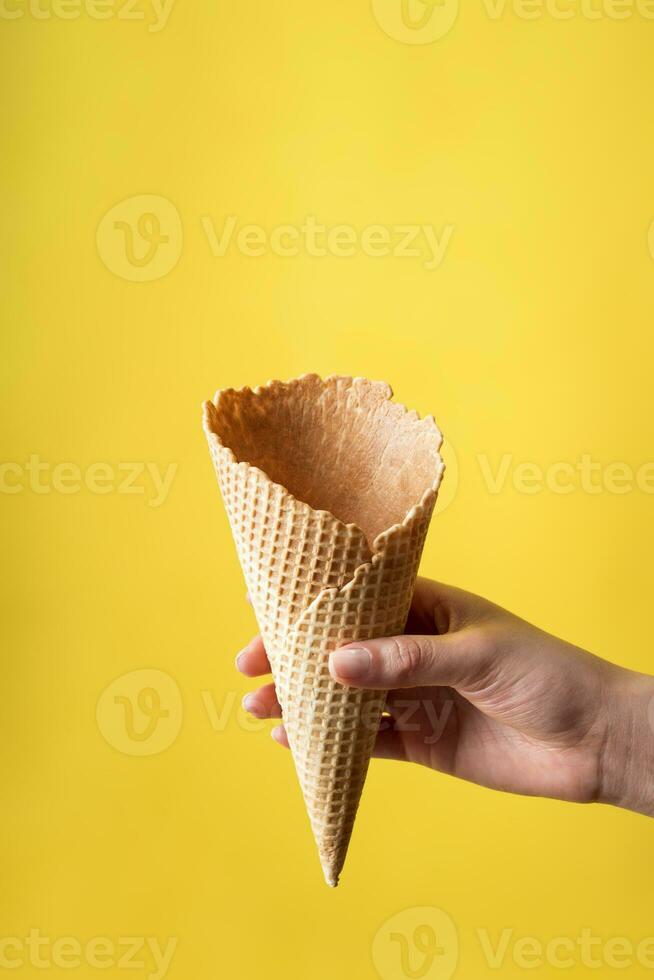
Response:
[206,375,443,546]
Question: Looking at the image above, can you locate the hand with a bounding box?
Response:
[237,578,654,815]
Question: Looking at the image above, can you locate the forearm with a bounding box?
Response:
[600,667,654,816]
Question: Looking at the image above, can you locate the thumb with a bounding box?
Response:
[328,631,488,690]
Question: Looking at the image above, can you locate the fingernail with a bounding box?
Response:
[235,649,247,670]
[242,693,263,717]
[271,725,285,744]
[330,648,371,681]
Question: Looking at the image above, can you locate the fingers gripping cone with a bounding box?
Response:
[203,375,444,886]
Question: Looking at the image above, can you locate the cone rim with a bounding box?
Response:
[202,373,445,554]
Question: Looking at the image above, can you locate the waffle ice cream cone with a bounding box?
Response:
[203,375,444,886]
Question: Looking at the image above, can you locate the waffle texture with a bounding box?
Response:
[203,375,444,886]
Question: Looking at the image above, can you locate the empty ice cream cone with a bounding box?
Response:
[203,374,444,886]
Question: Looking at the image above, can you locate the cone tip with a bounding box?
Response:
[322,862,341,888]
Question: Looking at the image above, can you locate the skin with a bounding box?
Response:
[237,578,654,816]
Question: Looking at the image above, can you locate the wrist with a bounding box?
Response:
[599,667,654,816]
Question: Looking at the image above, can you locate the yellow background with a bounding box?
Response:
[2,1,654,978]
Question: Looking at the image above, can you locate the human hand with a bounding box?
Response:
[237,578,654,815]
